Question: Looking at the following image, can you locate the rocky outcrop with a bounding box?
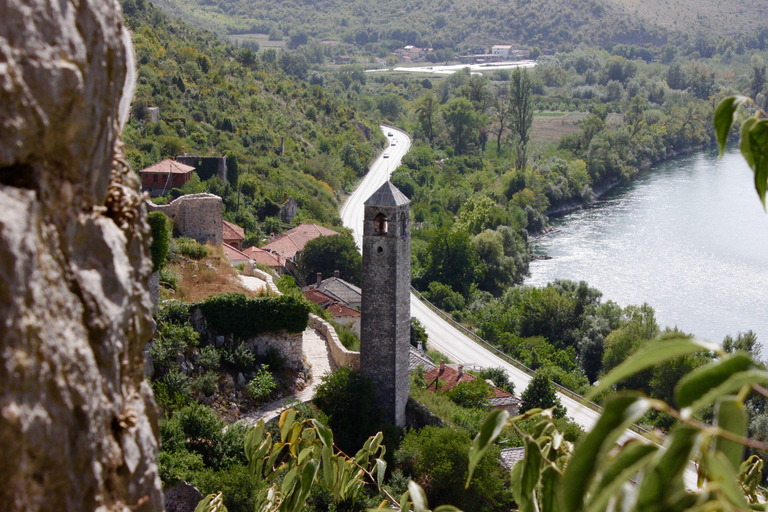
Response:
[0,0,163,509]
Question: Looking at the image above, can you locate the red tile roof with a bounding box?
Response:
[326,302,361,318]
[261,223,339,260]
[139,159,195,175]
[303,288,335,306]
[241,246,284,268]
[223,220,245,241]
[424,363,513,398]
[223,242,250,262]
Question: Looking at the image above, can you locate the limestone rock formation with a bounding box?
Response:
[0,0,163,510]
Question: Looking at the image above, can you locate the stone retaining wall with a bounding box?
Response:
[244,332,304,371]
[309,314,360,370]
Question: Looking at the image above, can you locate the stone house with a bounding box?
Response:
[146,193,223,246]
[314,272,362,309]
[139,159,195,196]
[279,195,298,224]
[242,245,286,273]
[491,44,514,59]
[223,243,250,265]
[326,302,361,336]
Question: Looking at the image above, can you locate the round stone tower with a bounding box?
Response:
[360,181,411,427]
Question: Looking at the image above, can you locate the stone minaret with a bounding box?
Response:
[361,181,411,427]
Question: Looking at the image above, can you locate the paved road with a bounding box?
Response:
[340,125,699,487]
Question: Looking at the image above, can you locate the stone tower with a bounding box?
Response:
[361,181,411,427]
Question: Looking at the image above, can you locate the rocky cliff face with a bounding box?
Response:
[0,0,163,509]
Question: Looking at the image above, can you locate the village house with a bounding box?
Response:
[139,159,195,196]
[310,271,362,309]
[424,362,522,415]
[302,286,362,336]
[222,243,251,266]
[241,245,286,273]
[222,220,245,250]
[261,223,339,262]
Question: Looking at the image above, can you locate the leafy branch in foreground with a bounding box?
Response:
[467,337,768,511]
[714,95,768,208]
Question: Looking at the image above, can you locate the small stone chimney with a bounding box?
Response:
[316,272,322,286]
[439,361,446,373]
[334,270,340,278]
[458,364,464,378]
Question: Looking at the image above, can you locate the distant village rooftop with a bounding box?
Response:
[261,223,339,261]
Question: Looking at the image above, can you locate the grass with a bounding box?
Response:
[160,244,259,302]
[531,111,586,144]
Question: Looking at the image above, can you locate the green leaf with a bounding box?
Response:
[585,444,657,512]
[713,396,747,471]
[560,393,650,512]
[321,445,334,488]
[684,369,768,414]
[540,465,562,512]
[676,352,757,409]
[746,119,768,208]
[741,118,757,170]
[714,95,749,156]
[587,337,721,400]
[194,492,228,512]
[244,422,265,463]
[635,426,699,511]
[707,451,751,510]
[375,458,387,489]
[408,481,429,512]
[466,409,509,487]
[434,506,464,512]
[521,436,543,499]
[311,418,334,448]
[592,440,657,496]
[279,409,297,443]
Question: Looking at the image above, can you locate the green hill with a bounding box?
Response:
[122,0,384,239]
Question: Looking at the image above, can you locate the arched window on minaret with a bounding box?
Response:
[400,212,408,238]
[374,213,388,235]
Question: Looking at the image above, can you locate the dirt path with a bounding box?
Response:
[242,326,335,425]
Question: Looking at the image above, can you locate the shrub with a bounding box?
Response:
[159,267,180,290]
[177,237,210,259]
[261,346,285,371]
[155,300,191,325]
[155,369,192,407]
[246,366,277,403]
[445,378,492,409]
[193,371,219,396]
[149,321,198,375]
[222,342,257,372]
[197,346,221,371]
[148,211,170,272]
[199,293,311,337]
[519,370,566,418]
[395,426,510,512]
[171,403,225,467]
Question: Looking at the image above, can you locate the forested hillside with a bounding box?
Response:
[148,0,668,50]
[122,0,384,242]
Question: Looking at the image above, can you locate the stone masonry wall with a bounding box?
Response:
[309,314,360,370]
[245,332,304,371]
[147,193,223,245]
[0,0,164,508]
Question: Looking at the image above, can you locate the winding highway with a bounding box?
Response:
[340,125,699,488]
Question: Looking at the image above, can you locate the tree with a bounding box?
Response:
[414,91,439,142]
[147,211,170,272]
[509,67,533,170]
[297,234,362,286]
[442,97,480,155]
[519,370,565,418]
[421,226,481,297]
[752,55,766,99]
[491,84,509,153]
[410,318,428,350]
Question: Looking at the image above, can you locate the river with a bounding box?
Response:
[526,147,768,345]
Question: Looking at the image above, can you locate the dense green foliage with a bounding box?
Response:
[519,371,566,418]
[199,292,311,337]
[147,211,170,272]
[396,426,511,512]
[296,233,362,286]
[122,0,383,246]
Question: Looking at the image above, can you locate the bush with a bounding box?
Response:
[159,267,180,290]
[155,300,191,325]
[261,346,285,371]
[177,237,210,259]
[149,320,199,375]
[155,369,192,408]
[197,346,221,371]
[246,366,277,403]
[222,342,257,372]
[445,379,492,409]
[148,211,170,272]
[193,371,219,396]
[395,426,510,512]
[199,293,311,337]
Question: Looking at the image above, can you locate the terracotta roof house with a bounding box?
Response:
[327,302,361,336]
[241,246,286,273]
[302,288,335,307]
[223,243,250,265]
[425,362,521,414]
[261,223,339,262]
[316,275,362,309]
[223,220,245,250]
[139,159,195,196]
